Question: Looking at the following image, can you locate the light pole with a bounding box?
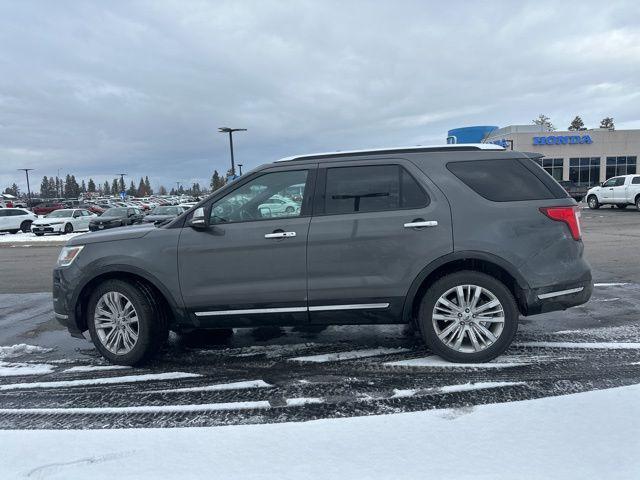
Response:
[218,127,246,178]
[17,168,34,208]
[238,164,243,176]
[117,173,127,198]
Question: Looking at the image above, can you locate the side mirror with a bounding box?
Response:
[189,207,208,229]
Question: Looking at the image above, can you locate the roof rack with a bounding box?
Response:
[275,143,504,162]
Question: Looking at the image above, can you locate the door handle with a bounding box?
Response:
[265,231,296,239]
[404,220,438,228]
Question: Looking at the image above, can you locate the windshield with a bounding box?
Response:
[152,206,181,215]
[45,209,73,218]
[101,208,128,217]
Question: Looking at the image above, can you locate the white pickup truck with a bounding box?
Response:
[586,174,640,210]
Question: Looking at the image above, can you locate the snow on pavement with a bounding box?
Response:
[0,372,201,391]
[290,347,412,363]
[150,379,272,394]
[516,341,640,349]
[384,354,531,368]
[1,384,638,480]
[0,361,55,377]
[0,344,52,359]
[62,365,131,373]
[0,231,84,244]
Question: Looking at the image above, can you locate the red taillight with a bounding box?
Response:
[539,206,582,241]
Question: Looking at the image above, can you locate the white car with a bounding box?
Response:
[31,208,96,236]
[258,195,301,217]
[0,208,38,234]
[586,174,640,210]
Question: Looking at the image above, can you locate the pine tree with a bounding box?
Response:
[4,183,19,196]
[191,183,201,196]
[127,180,137,196]
[137,177,145,197]
[118,177,125,194]
[568,116,587,131]
[144,176,152,195]
[55,177,62,198]
[87,178,96,192]
[40,176,50,197]
[81,180,87,193]
[48,177,56,198]
[112,179,119,195]
[158,185,167,195]
[600,117,614,130]
[104,181,111,195]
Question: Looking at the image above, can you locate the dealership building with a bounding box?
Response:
[447,125,640,186]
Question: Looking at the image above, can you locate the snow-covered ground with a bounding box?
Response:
[0,231,84,244]
[1,384,638,479]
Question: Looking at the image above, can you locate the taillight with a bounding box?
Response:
[539,206,582,241]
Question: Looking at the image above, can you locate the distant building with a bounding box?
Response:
[448,124,638,186]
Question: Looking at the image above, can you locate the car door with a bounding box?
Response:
[307,159,453,324]
[612,177,630,203]
[600,177,619,202]
[177,166,315,326]
[0,210,10,230]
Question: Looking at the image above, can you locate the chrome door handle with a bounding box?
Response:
[265,231,296,239]
[404,220,438,228]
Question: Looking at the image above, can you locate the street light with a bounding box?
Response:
[17,168,34,208]
[218,127,246,177]
[237,164,243,176]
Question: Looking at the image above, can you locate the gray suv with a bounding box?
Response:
[53,144,592,365]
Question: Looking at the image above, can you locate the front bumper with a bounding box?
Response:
[53,268,85,338]
[32,223,64,234]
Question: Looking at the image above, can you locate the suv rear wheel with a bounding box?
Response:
[418,271,518,363]
[87,279,168,365]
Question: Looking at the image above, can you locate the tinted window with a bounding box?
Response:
[324,165,428,215]
[0,210,8,217]
[633,177,640,185]
[447,159,556,202]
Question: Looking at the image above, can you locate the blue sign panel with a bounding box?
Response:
[533,135,593,146]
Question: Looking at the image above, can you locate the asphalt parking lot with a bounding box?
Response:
[0,206,639,429]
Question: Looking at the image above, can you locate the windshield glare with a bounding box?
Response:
[46,209,73,218]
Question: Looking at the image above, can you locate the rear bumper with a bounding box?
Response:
[520,272,593,316]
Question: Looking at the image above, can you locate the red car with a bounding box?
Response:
[32,202,64,215]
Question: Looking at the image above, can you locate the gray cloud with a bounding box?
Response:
[1,0,639,192]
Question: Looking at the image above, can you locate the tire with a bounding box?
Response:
[285,206,295,213]
[9,229,19,234]
[34,233,44,237]
[64,223,73,234]
[417,271,519,363]
[87,279,169,365]
[636,197,640,211]
[587,195,600,209]
[616,204,627,209]
[19,221,32,233]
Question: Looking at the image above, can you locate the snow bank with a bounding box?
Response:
[1,384,638,479]
[0,361,54,377]
[0,232,84,244]
[0,344,52,359]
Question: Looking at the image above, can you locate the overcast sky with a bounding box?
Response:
[1,0,639,194]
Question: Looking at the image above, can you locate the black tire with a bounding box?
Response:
[9,229,19,234]
[20,221,32,233]
[64,223,73,234]
[636,197,640,211]
[34,233,44,237]
[616,204,627,209]
[417,270,519,363]
[587,195,599,209]
[285,206,295,213]
[87,279,169,365]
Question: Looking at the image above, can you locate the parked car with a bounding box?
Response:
[142,206,188,224]
[586,175,640,210]
[257,195,300,217]
[32,202,65,216]
[89,207,145,231]
[78,203,106,215]
[558,181,588,202]
[32,208,95,235]
[53,144,591,365]
[0,208,38,234]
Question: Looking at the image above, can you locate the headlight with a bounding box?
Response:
[57,246,84,267]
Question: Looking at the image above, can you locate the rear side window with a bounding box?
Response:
[324,165,429,214]
[633,177,640,185]
[447,159,557,202]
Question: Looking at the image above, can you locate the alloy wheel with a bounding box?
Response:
[94,291,140,355]
[432,284,505,354]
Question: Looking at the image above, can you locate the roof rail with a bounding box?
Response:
[275,143,504,162]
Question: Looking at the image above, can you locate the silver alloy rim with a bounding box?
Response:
[432,284,505,354]
[94,291,139,355]
[589,198,596,207]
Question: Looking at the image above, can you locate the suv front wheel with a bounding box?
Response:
[418,271,518,363]
[87,279,168,365]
